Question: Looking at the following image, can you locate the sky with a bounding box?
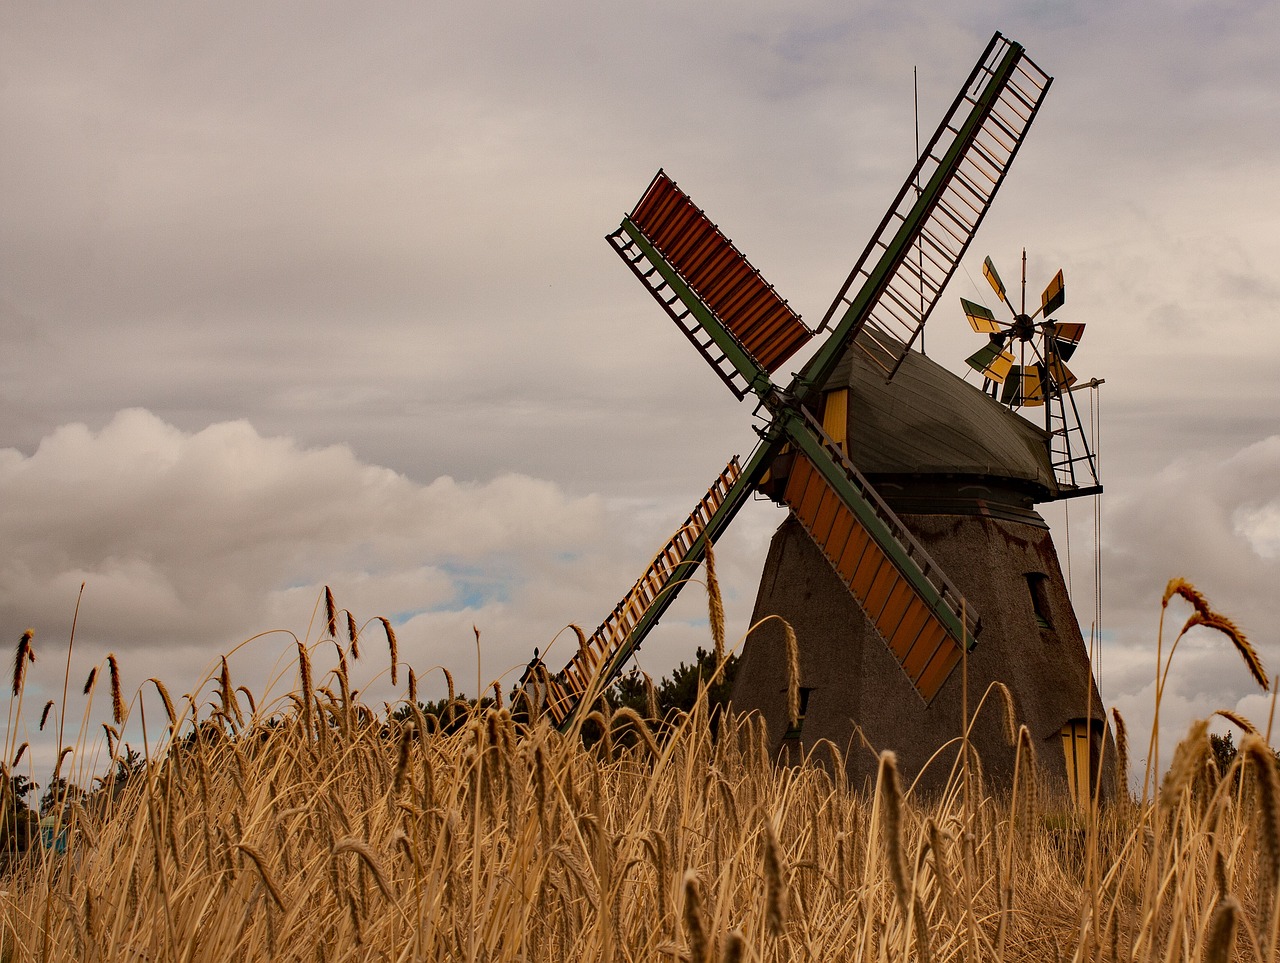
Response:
[2,1,1278,792]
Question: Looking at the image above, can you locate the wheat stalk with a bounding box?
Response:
[763,815,787,937]
[879,750,909,911]
[1181,610,1269,691]
[681,870,708,963]
[783,620,800,731]
[1201,895,1240,963]
[378,617,399,686]
[107,653,125,725]
[324,586,338,638]
[1112,707,1129,799]
[704,539,726,669]
[12,628,34,697]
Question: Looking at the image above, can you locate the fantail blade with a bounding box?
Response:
[982,256,1007,303]
[965,341,1015,383]
[1041,269,1065,317]
[1048,321,1085,361]
[961,297,1002,334]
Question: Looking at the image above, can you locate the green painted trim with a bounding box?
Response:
[795,41,1025,396]
[779,411,977,651]
[620,219,774,400]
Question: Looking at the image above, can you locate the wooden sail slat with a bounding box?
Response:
[625,172,812,374]
[780,447,969,702]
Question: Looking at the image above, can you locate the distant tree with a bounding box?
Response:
[389,694,495,734]
[389,649,737,736]
[39,775,85,816]
[1210,731,1237,778]
[1209,729,1280,781]
[609,647,738,721]
[113,747,144,789]
[2,775,39,855]
[7,774,37,813]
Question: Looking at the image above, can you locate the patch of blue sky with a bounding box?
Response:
[427,560,516,612]
[389,609,428,625]
[670,615,711,630]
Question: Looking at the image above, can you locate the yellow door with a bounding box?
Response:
[1060,721,1093,809]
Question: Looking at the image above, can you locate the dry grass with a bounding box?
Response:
[0,585,1275,962]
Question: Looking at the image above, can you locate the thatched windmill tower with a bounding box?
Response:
[732,323,1112,801]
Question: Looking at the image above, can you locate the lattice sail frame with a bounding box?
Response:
[529,32,1049,730]
[813,34,1051,383]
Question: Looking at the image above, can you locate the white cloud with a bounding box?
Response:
[1097,435,1280,770]
[0,409,606,657]
[0,408,780,787]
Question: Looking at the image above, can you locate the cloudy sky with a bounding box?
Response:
[2,1,1277,789]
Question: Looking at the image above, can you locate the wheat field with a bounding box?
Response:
[0,580,1275,962]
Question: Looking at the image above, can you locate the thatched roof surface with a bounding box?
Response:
[827,338,1059,498]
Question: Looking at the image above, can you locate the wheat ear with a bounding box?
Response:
[107,653,125,724]
[879,750,909,910]
[704,539,726,669]
[12,629,34,697]
[378,617,399,686]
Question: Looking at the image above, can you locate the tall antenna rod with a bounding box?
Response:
[914,66,925,355]
[1020,247,1027,315]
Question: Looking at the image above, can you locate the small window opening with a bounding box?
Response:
[1025,572,1053,630]
[784,687,814,739]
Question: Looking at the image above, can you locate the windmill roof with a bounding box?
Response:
[824,337,1059,497]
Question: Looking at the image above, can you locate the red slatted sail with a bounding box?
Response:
[628,172,812,374]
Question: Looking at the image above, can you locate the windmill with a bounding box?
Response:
[520,33,1110,802]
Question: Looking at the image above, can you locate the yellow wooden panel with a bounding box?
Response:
[837,524,872,582]
[874,581,916,642]
[850,545,887,601]
[811,487,842,546]
[822,388,849,454]
[820,507,856,568]
[782,453,813,508]
[902,620,947,680]
[916,640,963,701]
[1060,722,1094,810]
[888,599,932,660]
[863,563,899,622]
[796,467,827,525]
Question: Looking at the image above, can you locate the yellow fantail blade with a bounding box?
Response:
[1041,269,1065,317]
[982,256,1007,302]
[961,297,1002,334]
[965,342,1015,383]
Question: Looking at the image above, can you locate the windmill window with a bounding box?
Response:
[784,687,814,739]
[1025,573,1053,630]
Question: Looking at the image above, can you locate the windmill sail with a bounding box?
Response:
[536,454,759,728]
[807,32,1052,387]
[608,172,812,399]
[778,408,978,701]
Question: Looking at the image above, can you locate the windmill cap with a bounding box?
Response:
[824,334,1059,501]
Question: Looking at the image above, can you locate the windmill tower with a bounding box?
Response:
[735,268,1110,800]
[521,33,1110,802]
